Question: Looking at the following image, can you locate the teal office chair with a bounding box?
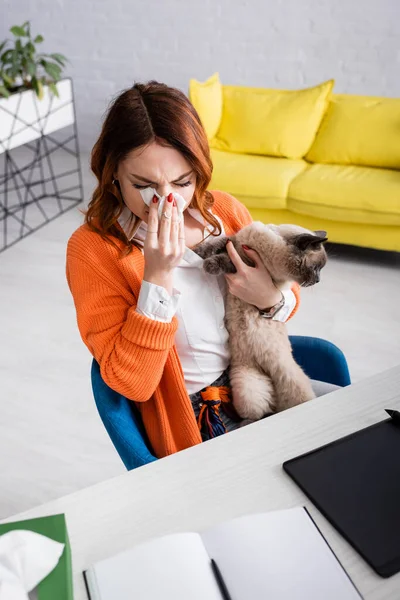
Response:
[91,336,351,471]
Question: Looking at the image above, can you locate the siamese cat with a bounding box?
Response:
[194,222,328,420]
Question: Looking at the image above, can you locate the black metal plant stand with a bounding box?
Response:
[0,78,84,253]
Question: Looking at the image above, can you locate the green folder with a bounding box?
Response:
[0,513,73,599]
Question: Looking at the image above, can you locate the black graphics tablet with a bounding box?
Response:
[283,418,400,577]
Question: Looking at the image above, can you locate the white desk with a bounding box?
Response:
[4,366,400,599]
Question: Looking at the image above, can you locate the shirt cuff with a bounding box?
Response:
[136,280,181,323]
[272,289,297,323]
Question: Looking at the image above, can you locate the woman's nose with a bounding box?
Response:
[156,184,173,198]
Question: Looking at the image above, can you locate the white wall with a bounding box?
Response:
[1,0,399,152]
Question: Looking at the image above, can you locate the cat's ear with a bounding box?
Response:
[291,232,328,250]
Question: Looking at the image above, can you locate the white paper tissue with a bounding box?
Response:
[140,187,186,222]
[0,530,64,600]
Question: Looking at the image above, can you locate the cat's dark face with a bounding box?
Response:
[286,230,328,287]
[236,223,328,287]
[268,225,328,286]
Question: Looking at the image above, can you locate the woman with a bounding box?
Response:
[66,81,337,459]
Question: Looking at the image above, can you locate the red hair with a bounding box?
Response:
[85,80,221,253]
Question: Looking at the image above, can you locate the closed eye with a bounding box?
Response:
[133,180,193,190]
[177,180,192,188]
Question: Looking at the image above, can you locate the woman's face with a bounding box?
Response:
[115,141,197,223]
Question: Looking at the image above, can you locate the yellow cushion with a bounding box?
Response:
[189,73,223,141]
[212,80,334,159]
[306,94,400,169]
[288,164,400,225]
[209,149,307,209]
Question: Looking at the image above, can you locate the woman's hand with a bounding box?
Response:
[225,241,282,310]
[143,193,186,295]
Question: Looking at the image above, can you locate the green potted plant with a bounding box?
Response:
[0,21,74,153]
[0,21,68,98]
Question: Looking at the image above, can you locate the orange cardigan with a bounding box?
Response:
[66,191,300,458]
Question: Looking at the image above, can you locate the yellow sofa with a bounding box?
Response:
[189,74,400,252]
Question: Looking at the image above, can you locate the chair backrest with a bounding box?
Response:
[91,360,157,470]
[289,335,351,387]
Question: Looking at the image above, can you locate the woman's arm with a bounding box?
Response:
[66,253,178,402]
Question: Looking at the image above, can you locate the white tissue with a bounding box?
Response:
[140,187,186,222]
[0,530,64,600]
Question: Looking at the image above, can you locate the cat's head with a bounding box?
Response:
[235,222,328,287]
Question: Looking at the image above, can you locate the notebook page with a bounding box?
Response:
[85,532,221,600]
[201,507,360,600]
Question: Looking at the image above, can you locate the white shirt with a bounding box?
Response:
[118,206,296,395]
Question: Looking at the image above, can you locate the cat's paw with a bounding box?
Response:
[203,257,223,275]
[193,245,208,259]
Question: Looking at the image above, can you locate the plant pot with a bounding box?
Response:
[0,78,74,153]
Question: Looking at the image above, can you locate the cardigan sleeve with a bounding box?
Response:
[66,251,178,402]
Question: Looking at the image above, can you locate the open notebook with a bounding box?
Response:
[84,507,361,600]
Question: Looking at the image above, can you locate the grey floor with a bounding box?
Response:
[1,154,399,520]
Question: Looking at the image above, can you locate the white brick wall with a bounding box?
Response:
[2,0,400,151]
